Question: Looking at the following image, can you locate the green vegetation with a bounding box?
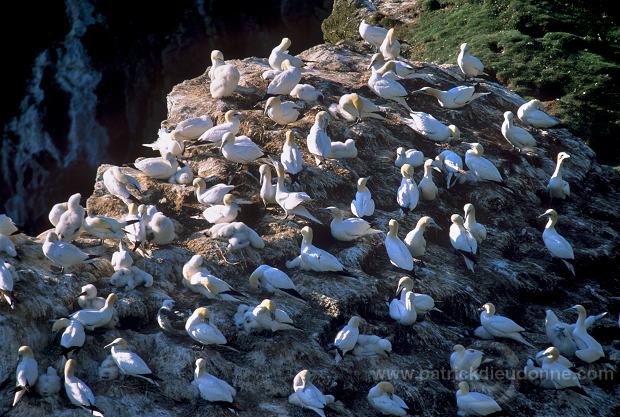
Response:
[323,0,620,164]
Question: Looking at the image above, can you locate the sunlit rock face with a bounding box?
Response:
[1,23,619,417]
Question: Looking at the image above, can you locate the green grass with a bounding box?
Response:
[323,0,620,164]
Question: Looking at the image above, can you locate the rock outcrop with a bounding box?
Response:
[1,40,619,417]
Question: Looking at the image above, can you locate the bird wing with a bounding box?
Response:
[114,351,152,375]
[200,123,233,143]
[343,217,372,235]
[301,245,342,271]
[335,326,358,350]
[372,77,407,98]
[66,378,96,407]
[466,156,502,182]
[486,315,526,333]
[264,268,295,290]
[448,85,475,105]
[197,376,235,402]
[274,308,294,324]
[280,191,311,210]
[543,230,574,259]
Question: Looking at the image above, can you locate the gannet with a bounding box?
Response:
[394,276,438,315]
[380,28,401,60]
[193,358,237,408]
[269,37,303,70]
[103,166,141,206]
[368,61,412,111]
[353,335,392,358]
[169,161,194,185]
[12,346,38,406]
[193,178,234,205]
[267,59,302,96]
[134,152,178,180]
[77,284,104,309]
[55,193,84,242]
[463,143,503,183]
[449,215,477,272]
[182,254,210,283]
[208,222,265,250]
[328,139,357,159]
[70,293,117,330]
[110,265,153,290]
[456,381,500,416]
[259,164,277,206]
[209,50,240,98]
[567,305,604,363]
[351,177,375,218]
[502,111,537,151]
[105,338,161,385]
[368,381,408,416]
[331,93,385,122]
[286,226,348,273]
[82,215,137,242]
[273,162,322,223]
[389,289,417,325]
[220,132,264,164]
[534,348,574,369]
[401,111,460,143]
[323,206,381,241]
[0,261,17,308]
[463,204,486,245]
[435,150,464,189]
[457,43,487,78]
[395,147,424,168]
[291,83,323,103]
[64,359,104,416]
[157,299,186,336]
[52,318,85,358]
[368,53,433,81]
[43,232,97,272]
[359,20,388,50]
[189,271,244,302]
[480,302,534,347]
[185,307,228,345]
[415,86,490,109]
[173,115,213,140]
[98,355,119,381]
[48,201,67,226]
[539,347,586,392]
[281,130,303,181]
[539,209,575,275]
[404,216,440,257]
[0,213,19,235]
[397,164,419,214]
[385,219,414,271]
[306,111,332,165]
[202,194,240,224]
[197,110,241,143]
[35,366,60,398]
[123,203,146,252]
[518,99,559,128]
[544,309,578,356]
[288,369,335,417]
[547,152,570,199]
[265,96,301,125]
[418,159,439,201]
[329,316,363,362]
[249,264,304,300]
[146,211,175,245]
[142,128,184,157]
[251,299,301,332]
[451,344,484,379]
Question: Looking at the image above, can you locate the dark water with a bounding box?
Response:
[0,0,332,234]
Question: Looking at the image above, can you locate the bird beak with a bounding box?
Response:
[367,63,373,70]
[317,208,331,213]
[563,307,575,312]
[537,213,547,218]
[412,89,424,94]
[79,291,87,296]
[104,342,116,349]
[477,307,485,312]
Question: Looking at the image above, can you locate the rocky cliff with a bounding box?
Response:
[1,41,619,417]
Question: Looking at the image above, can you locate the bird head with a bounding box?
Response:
[453,344,465,353]
[300,226,313,244]
[368,53,384,69]
[357,176,369,191]
[265,96,280,114]
[104,293,118,307]
[284,130,295,146]
[388,219,399,236]
[211,50,224,63]
[18,345,34,359]
[51,318,70,333]
[378,381,395,395]
[104,337,128,350]
[396,276,414,296]
[259,299,276,313]
[481,302,495,315]
[400,163,414,178]
[220,132,236,149]
[448,125,461,140]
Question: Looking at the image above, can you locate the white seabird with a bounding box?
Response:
[157,299,187,336]
[64,359,104,416]
[395,147,424,168]
[0,261,17,308]
[290,83,323,103]
[463,203,486,245]
[306,111,332,166]
[288,369,335,417]
[102,166,141,206]
[267,59,302,96]
[52,318,86,358]
[389,289,417,325]
[220,132,264,164]
[142,128,184,157]
[480,302,534,347]
[456,381,501,416]
[323,206,381,241]
[105,338,162,385]
[368,53,433,81]
[435,150,464,189]
[359,19,388,50]
[547,152,570,199]
[450,344,484,379]
[401,111,460,143]
[286,226,349,273]
[249,264,304,300]
[189,270,244,302]
[273,162,322,223]
[77,284,105,309]
[329,316,363,363]
[397,164,419,214]
[419,159,439,201]
[13,346,38,407]
[539,209,575,275]
[379,28,401,60]
[0,213,19,235]
[197,110,241,143]
[330,92,385,122]
[259,164,277,206]
[43,232,97,273]
[353,334,392,358]
[207,222,265,250]
[124,203,146,252]
[98,356,119,381]
[281,130,303,181]
[70,293,117,331]
[394,276,438,315]
[193,178,234,205]
[449,214,477,272]
[202,194,240,224]
[328,138,357,159]
[502,111,537,151]
[146,210,176,245]
[385,219,414,271]
[463,142,503,183]
[209,50,240,98]
[48,201,68,227]
[251,299,301,332]
[134,152,178,180]
[567,305,605,363]
[269,37,303,70]
[404,216,440,257]
[367,381,408,416]
[415,85,490,109]
[368,61,412,111]
[182,254,210,283]
[351,177,375,218]
[82,215,137,242]
[531,347,585,393]
[544,308,578,357]
[518,99,560,128]
[55,193,84,242]
[173,115,213,140]
[185,307,228,346]
[457,43,487,78]
[264,96,301,125]
[193,358,237,408]
[35,366,60,398]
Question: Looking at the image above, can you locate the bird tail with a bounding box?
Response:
[291,206,322,224]
[280,287,306,301]
[12,385,27,406]
[10,229,21,236]
[561,259,576,276]
[88,404,105,417]
[86,254,99,262]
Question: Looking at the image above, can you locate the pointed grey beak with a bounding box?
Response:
[538,213,547,218]
[79,292,87,296]
[103,342,115,349]
[563,307,575,312]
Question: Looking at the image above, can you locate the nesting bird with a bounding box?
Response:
[269,37,303,70]
[70,293,117,331]
[329,316,363,363]
[64,359,104,416]
[379,28,401,60]
[351,177,375,218]
[185,307,228,346]
[518,99,560,128]
[102,166,141,206]
[479,302,534,347]
[418,159,439,201]
[324,206,381,241]
[501,111,537,151]
[286,226,348,273]
[55,193,84,242]
[248,264,304,300]
[43,232,97,273]
[104,337,162,385]
[368,61,412,112]
[280,130,303,182]
[353,335,393,358]
[208,222,265,250]
[450,344,484,379]
[273,162,321,223]
[306,111,332,166]
[449,214,477,272]
[35,366,60,398]
[331,93,385,122]
[463,143,503,183]
[264,96,301,125]
[359,20,388,50]
[172,115,213,140]
[463,203,486,246]
[202,194,240,224]
[455,381,501,416]
[288,369,335,417]
[51,318,86,358]
[395,147,424,168]
[197,110,241,143]
[251,299,301,332]
[220,132,264,164]
[13,345,38,407]
[328,138,358,159]
[397,164,419,214]
[385,219,414,271]
[290,83,323,103]
[267,59,302,96]
[209,50,240,98]
[193,178,234,205]
[192,358,237,409]
[539,209,575,276]
[547,152,570,199]
[404,216,440,257]
[415,85,490,109]
[566,305,604,363]
[367,381,409,416]
[259,164,277,206]
[401,111,460,143]
[457,43,487,78]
